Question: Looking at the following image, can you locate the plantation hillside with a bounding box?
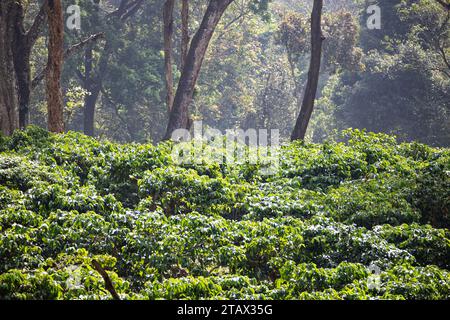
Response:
[0,126,449,300]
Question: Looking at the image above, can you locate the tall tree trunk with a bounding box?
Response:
[81,0,143,136]
[0,0,46,134]
[10,2,30,129]
[14,49,31,129]
[83,42,111,136]
[13,1,47,128]
[46,0,64,133]
[0,0,19,135]
[164,0,234,140]
[291,0,324,141]
[181,0,190,70]
[83,45,95,136]
[163,0,175,112]
[83,90,100,136]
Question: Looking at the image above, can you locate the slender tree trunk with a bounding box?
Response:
[0,0,19,135]
[83,45,94,136]
[82,45,103,137]
[12,1,47,128]
[181,0,190,70]
[46,0,64,133]
[163,0,175,112]
[0,0,46,134]
[81,0,142,136]
[291,0,324,141]
[164,0,234,140]
[83,42,111,136]
[10,2,30,129]
[180,0,192,128]
[286,51,304,115]
[259,73,272,128]
[14,51,31,129]
[83,90,100,136]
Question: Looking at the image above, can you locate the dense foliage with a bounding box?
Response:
[14,0,446,146]
[322,0,450,146]
[0,127,449,300]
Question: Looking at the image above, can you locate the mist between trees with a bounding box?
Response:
[0,0,449,146]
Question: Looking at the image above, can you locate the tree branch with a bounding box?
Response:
[108,0,130,17]
[437,12,450,72]
[92,260,121,300]
[75,68,86,84]
[433,0,450,11]
[25,0,49,48]
[118,0,130,13]
[32,33,105,89]
[109,0,143,20]
[438,46,450,71]
[120,0,145,21]
[215,8,251,42]
[65,33,105,60]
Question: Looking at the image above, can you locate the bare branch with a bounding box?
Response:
[215,7,251,42]
[26,0,49,48]
[438,46,450,71]
[65,33,105,60]
[92,260,121,300]
[121,0,144,21]
[108,0,130,17]
[32,33,105,89]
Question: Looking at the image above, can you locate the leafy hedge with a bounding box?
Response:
[0,126,449,300]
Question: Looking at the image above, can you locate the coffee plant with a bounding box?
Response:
[0,127,449,299]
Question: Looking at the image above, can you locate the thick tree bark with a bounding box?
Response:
[14,1,47,128]
[0,0,19,135]
[0,0,47,134]
[291,0,324,141]
[163,0,175,112]
[181,0,190,70]
[46,0,64,133]
[164,0,235,140]
[11,2,31,129]
[13,1,47,128]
